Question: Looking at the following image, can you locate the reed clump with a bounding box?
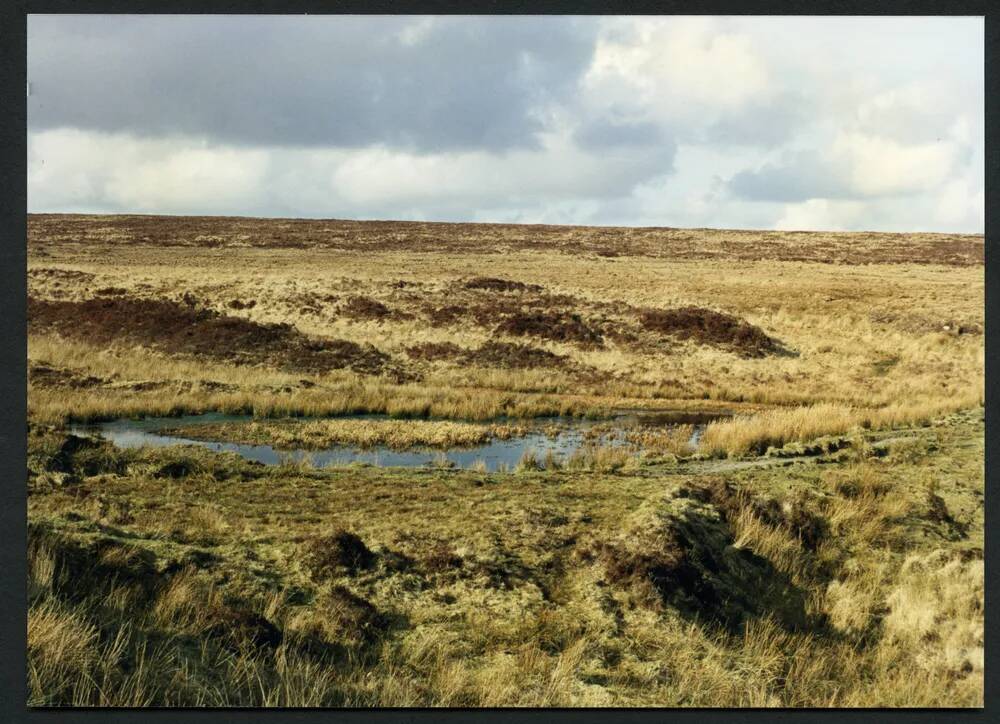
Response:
[161,418,528,451]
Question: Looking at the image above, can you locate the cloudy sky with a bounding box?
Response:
[27,15,984,232]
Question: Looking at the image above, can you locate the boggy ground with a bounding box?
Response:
[26,214,984,706]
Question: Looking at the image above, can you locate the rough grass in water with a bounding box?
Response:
[161,418,528,451]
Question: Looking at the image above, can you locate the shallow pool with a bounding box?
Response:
[70,411,723,472]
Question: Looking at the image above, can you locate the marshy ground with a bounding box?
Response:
[27,214,984,706]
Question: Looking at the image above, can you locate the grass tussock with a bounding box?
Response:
[565,443,638,472]
[626,424,695,457]
[699,398,979,457]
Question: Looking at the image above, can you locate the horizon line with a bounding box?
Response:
[24,211,986,238]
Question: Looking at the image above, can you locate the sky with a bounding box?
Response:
[27,15,984,232]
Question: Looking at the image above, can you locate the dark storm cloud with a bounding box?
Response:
[726,151,851,202]
[27,15,597,151]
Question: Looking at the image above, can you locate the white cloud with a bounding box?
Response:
[854,81,961,144]
[833,131,960,197]
[107,147,271,212]
[726,79,977,209]
[329,131,672,207]
[582,17,773,134]
[29,129,270,214]
[934,177,985,230]
[28,127,674,219]
[774,199,867,232]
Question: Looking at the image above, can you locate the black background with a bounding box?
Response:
[0,2,994,722]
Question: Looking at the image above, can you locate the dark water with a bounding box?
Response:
[70,411,723,472]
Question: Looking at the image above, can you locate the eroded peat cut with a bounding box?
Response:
[27,215,984,706]
[586,493,811,633]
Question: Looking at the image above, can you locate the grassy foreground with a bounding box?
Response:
[26,215,983,707]
[27,411,983,706]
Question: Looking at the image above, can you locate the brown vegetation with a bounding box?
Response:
[29,363,106,390]
[404,342,464,362]
[28,296,394,376]
[464,341,567,369]
[639,306,783,358]
[28,213,984,266]
[495,311,604,348]
[303,530,377,579]
[463,276,543,293]
[339,295,414,322]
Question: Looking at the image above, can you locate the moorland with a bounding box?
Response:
[27,214,984,706]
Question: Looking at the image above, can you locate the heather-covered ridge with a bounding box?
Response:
[29,213,984,266]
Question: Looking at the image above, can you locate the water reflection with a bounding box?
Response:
[71,411,726,473]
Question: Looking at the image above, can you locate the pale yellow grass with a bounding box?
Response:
[29,242,984,421]
[170,418,528,450]
[28,333,747,425]
[626,424,695,456]
[883,550,983,684]
[699,397,981,457]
